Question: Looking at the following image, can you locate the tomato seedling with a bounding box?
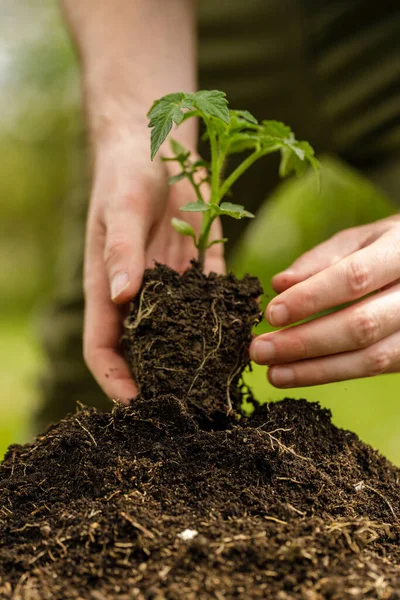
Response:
[148,90,319,269]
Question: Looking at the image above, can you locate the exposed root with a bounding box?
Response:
[122,281,162,334]
[226,356,244,414]
[120,511,156,540]
[257,426,311,462]
[364,484,398,521]
[326,519,394,554]
[186,300,223,400]
[74,418,97,447]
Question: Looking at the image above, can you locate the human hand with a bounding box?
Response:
[250,215,400,387]
[83,128,224,404]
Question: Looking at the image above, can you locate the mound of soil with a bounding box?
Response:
[1,396,399,599]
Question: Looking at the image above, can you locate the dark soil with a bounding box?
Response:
[1,265,399,599]
[122,263,262,421]
[0,396,399,599]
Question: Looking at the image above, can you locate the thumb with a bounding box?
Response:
[104,208,147,304]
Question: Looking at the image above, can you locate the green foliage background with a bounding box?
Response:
[0,1,399,465]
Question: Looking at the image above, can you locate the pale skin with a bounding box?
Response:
[250,215,400,387]
[62,0,399,402]
[62,0,224,404]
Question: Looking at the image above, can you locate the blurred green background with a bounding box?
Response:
[0,1,399,464]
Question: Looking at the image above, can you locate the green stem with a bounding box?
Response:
[218,145,281,201]
[197,211,216,268]
[187,172,205,203]
[206,118,220,204]
[195,116,222,269]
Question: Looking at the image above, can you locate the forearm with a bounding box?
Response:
[61,0,197,150]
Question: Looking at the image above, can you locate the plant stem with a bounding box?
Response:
[196,116,221,270]
[218,145,280,201]
[187,173,205,203]
[197,248,205,271]
[197,210,215,268]
[206,119,220,204]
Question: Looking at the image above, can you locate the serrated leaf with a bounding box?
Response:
[230,110,258,125]
[261,120,292,139]
[171,218,196,240]
[226,132,260,155]
[170,138,187,157]
[279,147,307,178]
[168,172,187,185]
[148,93,187,159]
[180,201,211,212]
[259,136,285,152]
[171,107,185,125]
[148,90,230,159]
[279,139,321,184]
[189,90,230,124]
[216,202,255,219]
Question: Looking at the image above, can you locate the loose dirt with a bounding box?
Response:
[0,265,399,599]
[1,396,399,599]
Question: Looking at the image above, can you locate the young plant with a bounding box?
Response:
[148,90,319,269]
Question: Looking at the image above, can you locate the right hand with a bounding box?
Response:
[83,126,225,404]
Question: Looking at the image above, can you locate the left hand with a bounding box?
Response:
[250,215,400,387]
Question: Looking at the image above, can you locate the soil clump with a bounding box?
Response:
[122,264,262,421]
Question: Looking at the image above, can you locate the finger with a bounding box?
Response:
[103,205,147,304]
[272,226,378,293]
[266,231,400,327]
[267,328,400,388]
[84,218,138,403]
[251,281,400,364]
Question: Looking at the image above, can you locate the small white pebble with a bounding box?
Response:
[354,481,365,492]
[177,529,198,541]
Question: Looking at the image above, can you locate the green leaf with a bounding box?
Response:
[279,139,321,185]
[207,238,228,248]
[230,110,258,125]
[261,120,292,139]
[180,201,211,212]
[192,158,210,169]
[171,218,197,240]
[148,90,230,159]
[279,147,307,178]
[168,172,187,185]
[189,90,230,124]
[170,138,187,157]
[148,93,187,159]
[215,202,255,219]
[226,132,260,155]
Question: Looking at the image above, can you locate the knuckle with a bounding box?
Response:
[299,287,317,314]
[345,260,372,296]
[364,347,391,376]
[290,334,310,360]
[349,309,380,348]
[104,238,131,271]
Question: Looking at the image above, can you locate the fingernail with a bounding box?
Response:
[270,366,295,387]
[251,340,275,364]
[268,303,289,326]
[111,272,130,300]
